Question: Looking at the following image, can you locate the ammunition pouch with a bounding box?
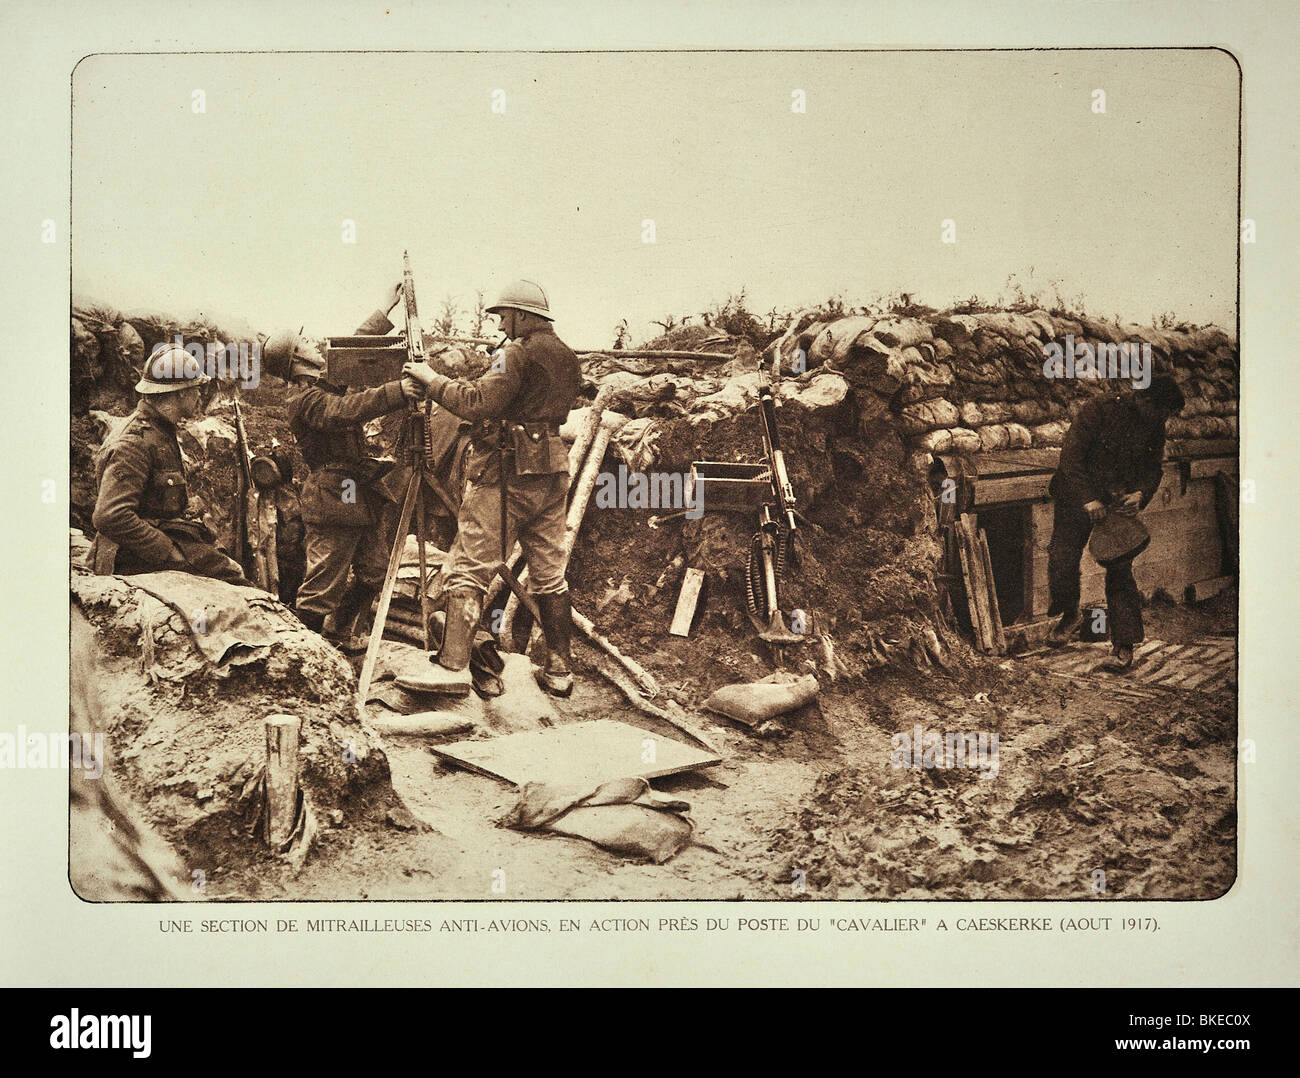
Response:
[464,420,565,485]
[508,421,567,476]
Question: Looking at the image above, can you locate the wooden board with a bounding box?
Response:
[974,473,1051,507]
[668,567,706,637]
[957,517,989,651]
[1188,456,1238,481]
[979,528,1007,653]
[432,719,722,787]
[971,448,1061,477]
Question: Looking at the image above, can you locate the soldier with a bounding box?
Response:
[1045,374,1186,669]
[269,285,423,648]
[91,344,250,584]
[402,279,582,696]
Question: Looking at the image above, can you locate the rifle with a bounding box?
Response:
[232,395,271,590]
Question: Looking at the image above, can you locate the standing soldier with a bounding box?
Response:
[401,279,582,696]
[268,285,423,648]
[91,344,250,584]
[1045,374,1186,669]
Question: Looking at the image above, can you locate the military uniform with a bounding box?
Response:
[90,400,248,583]
[421,324,582,597]
[1047,392,1169,647]
[286,310,410,629]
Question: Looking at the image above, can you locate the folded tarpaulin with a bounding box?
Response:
[121,571,299,667]
[500,776,694,864]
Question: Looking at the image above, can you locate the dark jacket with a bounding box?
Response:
[91,400,191,568]
[423,326,582,482]
[285,310,408,527]
[1049,393,1168,511]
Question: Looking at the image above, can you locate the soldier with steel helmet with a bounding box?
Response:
[90,343,250,583]
[267,287,424,647]
[402,278,582,696]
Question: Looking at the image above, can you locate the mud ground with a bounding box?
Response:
[199,592,1235,903]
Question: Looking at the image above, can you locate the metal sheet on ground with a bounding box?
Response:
[432,718,723,787]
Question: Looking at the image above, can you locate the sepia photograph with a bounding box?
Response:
[65,47,1240,905]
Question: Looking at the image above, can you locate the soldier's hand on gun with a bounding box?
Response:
[1084,500,1107,523]
[402,361,437,390]
[400,375,424,402]
[384,280,404,313]
[1115,491,1143,516]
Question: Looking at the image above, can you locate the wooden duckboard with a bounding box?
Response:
[432,719,723,787]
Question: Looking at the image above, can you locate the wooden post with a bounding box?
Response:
[264,715,300,849]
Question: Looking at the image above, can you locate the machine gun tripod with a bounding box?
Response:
[354,253,462,706]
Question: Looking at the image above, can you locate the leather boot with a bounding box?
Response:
[326,581,378,653]
[534,590,574,697]
[396,588,478,696]
[510,600,536,656]
[335,580,379,638]
[1046,609,1082,648]
[295,608,326,634]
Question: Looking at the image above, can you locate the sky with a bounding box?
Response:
[71,49,1239,349]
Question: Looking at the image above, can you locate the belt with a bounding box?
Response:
[506,421,562,438]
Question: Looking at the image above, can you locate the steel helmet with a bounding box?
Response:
[262,329,326,380]
[486,279,554,321]
[135,344,211,394]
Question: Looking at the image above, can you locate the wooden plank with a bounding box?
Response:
[432,718,722,787]
[971,448,1061,476]
[974,473,1051,506]
[979,528,1007,653]
[1135,644,1187,680]
[1188,456,1239,480]
[957,515,990,651]
[668,567,706,638]
[1165,438,1238,460]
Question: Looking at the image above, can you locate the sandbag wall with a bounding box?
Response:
[782,309,1237,461]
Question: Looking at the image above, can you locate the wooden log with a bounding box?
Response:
[264,715,300,850]
[668,567,706,638]
[567,385,612,475]
[578,348,733,361]
[580,647,718,753]
[572,605,659,697]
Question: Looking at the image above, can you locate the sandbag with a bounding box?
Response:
[703,672,819,727]
[483,652,560,733]
[1030,420,1070,447]
[367,711,477,737]
[500,776,694,863]
[899,398,960,435]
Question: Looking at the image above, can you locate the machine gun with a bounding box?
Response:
[685,354,806,646]
[747,357,805,644]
